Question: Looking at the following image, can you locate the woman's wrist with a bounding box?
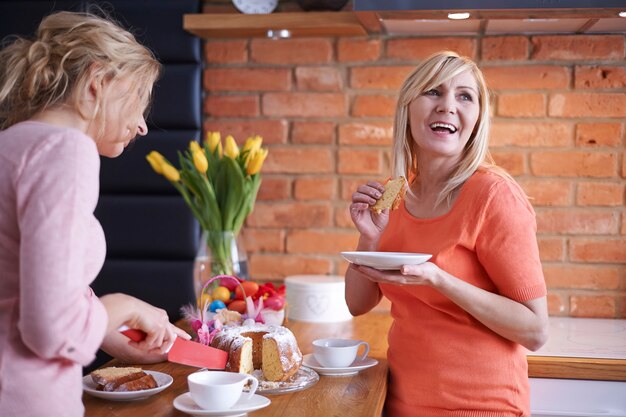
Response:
[357,235,379,251]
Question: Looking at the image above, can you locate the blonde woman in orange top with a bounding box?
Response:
[346,51,548,417]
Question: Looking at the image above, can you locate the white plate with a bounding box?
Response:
[302,354,379,376]
[83,370,172,401]
[341,251,432,270]
[173,392,271,417]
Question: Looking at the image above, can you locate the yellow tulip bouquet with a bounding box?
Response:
[146,132,268,280]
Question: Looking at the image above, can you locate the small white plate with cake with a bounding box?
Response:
[302,354,379,376]
[83,367,173,401]
[341,251,432,270]
[173,392,270,417]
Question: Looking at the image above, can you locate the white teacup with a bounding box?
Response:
[187,371,258,411]
[312,338,370,368]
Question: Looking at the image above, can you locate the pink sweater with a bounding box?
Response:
[0,121,108,416]
[379,169,547,417]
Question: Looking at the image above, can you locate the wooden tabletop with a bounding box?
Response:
[84,312,626,416]
[83,312,391,417]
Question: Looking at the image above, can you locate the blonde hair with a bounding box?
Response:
[0,10,161,131]
[392,51,502,207]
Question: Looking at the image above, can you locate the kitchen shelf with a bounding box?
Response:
[183,11,368,38]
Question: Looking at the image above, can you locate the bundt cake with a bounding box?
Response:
[210,323,302,382]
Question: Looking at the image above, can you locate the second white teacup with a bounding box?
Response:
[187,370,258,411]
[312,338,370,368]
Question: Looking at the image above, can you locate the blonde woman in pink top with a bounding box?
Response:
[0,11,189,416]
[346,52,549,416]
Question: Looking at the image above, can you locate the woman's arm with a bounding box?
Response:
[432,266,548,351]
[99,293,190,354]
[353,263,549,350]
[345,181,388,316]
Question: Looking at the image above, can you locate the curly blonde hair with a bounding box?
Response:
[392,51,502,207]
[0,10,161,131]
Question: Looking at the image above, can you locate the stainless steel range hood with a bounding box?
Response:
[353,0,626,35]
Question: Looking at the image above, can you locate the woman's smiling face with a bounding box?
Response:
[408,69,480,161]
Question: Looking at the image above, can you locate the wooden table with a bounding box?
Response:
[84,312,392,417]
[84,312,626,416]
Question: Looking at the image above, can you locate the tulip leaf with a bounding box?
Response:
[214,157,245,231]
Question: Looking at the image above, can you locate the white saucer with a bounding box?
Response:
[341,251,431,270]
[83,370,173,401]
[173,392,271,417]
[302,354,379,376]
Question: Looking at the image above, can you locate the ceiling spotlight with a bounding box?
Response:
[267,29,291,39]
[619,11,626,18]
[448,12,470,20]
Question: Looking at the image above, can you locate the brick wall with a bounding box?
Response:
[201,31,626,318]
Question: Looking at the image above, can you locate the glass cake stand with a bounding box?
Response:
[246,366,319,395]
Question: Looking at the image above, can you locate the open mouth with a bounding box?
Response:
[429,122,458,134]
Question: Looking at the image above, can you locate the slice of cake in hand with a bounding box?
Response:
[90,366,157,392]
[370,176,407,214]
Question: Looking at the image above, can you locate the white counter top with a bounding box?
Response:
[527,317,626,360]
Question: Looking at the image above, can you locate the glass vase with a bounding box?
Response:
[194,231,249,306]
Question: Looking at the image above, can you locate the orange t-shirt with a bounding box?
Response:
[378,169,546,417]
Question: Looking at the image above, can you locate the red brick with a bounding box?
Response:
[482,36,529,61]
[334,203,355,228]
[351,95,396,117]
[622,212,626,235]
[549,93,626,118]
[205,40,247,64]
[249,254,332,280]
[287,230,359,254]
[350,66,414,90]
[338,38,381,62]
[575,65,626,89]
[339,122,394,146]
[496,93,545,117]
[576,123,623,147]
[547,292,566,316]
[340,177,384,200]
[623,155,626,178]
[291,121,335,145]
[544,265,619,290]
[257,177,291,201]
[241,229,285,252]
[570,238,626,262]
[538,237,564,261]
[519,179,572,206]
[576,182,624,206]
[537,210,618,234]
[338,149,382,174]
[262,93,347,117]
[247,202,331,228]
[294,177,336,200]
[204,68,290,91]
[386,38,477,61]
[263,147,333,174]
[530,152,617,177]
[570,295,616,318]
[251,38,332,64]
[295,67,343,91]
[490,122,572,147]
[204,95,259,117]
[204,119,288,145]
[531,35,624,61]
[482,66,569,90]
[490,151,526,176]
